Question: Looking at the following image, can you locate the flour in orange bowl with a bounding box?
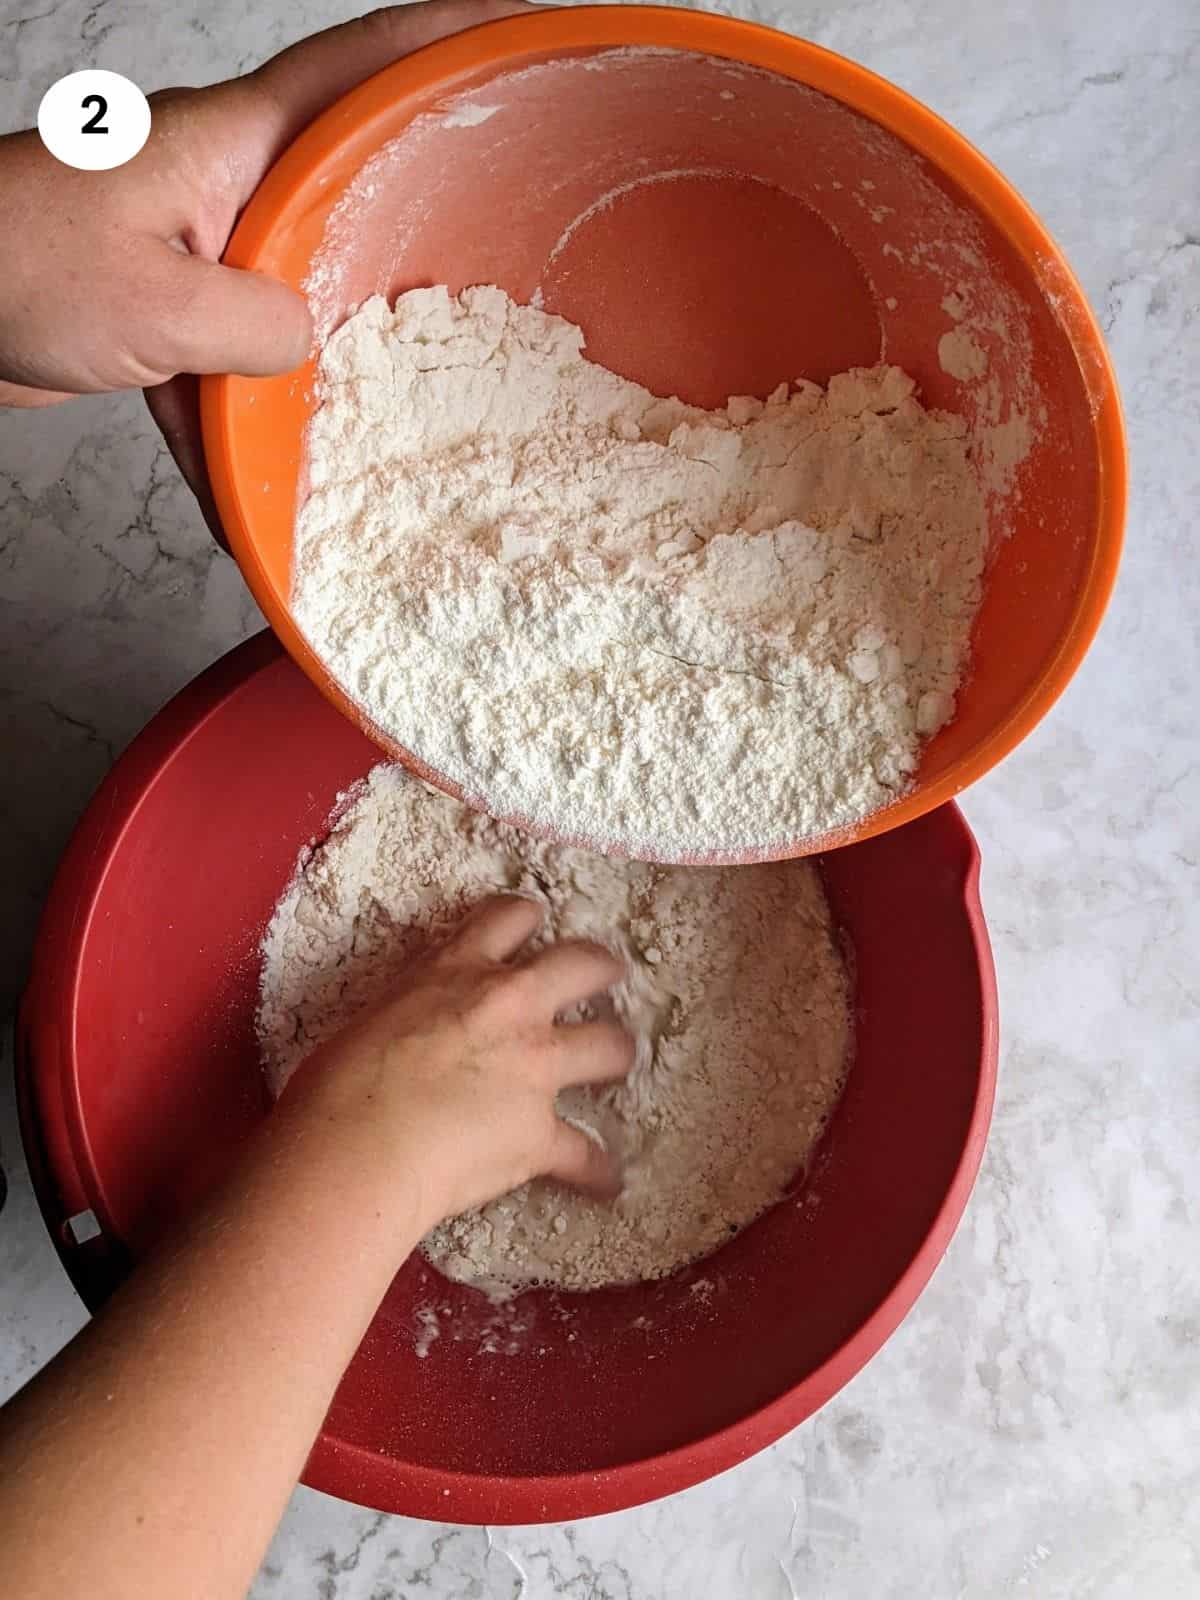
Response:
[291,285,993,857]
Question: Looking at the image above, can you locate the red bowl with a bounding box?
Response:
[18,632,996,1522]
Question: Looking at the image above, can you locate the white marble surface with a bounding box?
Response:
[2,0,1198,1594]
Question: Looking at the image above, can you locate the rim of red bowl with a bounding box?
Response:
[199,4,1126,865]
[17,632,998,1522]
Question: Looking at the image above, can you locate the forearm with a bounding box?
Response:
[0,894,627,1599]
[0,1094,427,1600]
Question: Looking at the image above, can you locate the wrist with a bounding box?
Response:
[265,1067,446,1248]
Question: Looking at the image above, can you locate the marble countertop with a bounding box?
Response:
[2,0,1197,1594]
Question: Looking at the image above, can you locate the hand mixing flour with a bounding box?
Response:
[258,766,853,1296]
[292,285,990,857]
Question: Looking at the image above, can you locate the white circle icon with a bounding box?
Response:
[37,70,151,171]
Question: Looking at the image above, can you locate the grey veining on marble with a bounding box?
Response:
[2,0,1198,1595]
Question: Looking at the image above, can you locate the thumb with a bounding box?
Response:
[546,1121,623,1201]
[449,893,545,964]
[148,248,312,378]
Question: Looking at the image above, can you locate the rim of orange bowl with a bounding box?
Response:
[200,5,1127,864]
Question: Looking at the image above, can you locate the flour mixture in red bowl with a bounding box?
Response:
[20,633,996,1521]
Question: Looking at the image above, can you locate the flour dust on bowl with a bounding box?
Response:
[201,6,1125,864]
[20,635,997,1522]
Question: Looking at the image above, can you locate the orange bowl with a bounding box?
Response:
[200,5,1125,863]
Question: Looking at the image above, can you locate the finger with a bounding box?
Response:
[551,1019,636,1088]
[144,375,228,547]
[145,248,312,378]
[0,379,75,408]
[517,940,624,1015]
[230,0,535,197]
[449,893,545,963]
[545,1121,623,1201]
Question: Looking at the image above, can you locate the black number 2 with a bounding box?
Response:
[81,94,109,134]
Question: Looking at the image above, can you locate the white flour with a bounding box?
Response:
[258,765,852,1295]
[292,285,990,858]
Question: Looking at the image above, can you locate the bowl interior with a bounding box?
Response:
[204,14,1121,859]
[25,637,993,1519]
